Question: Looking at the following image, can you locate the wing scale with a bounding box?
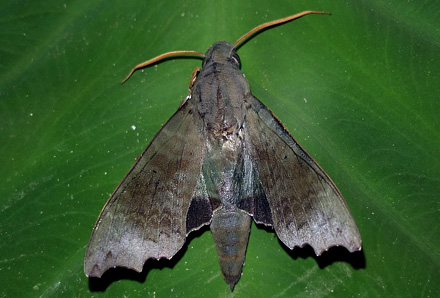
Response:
[243,95,361,255]
[84,99,207,277]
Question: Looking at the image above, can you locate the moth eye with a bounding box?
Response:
[231,53,241,67]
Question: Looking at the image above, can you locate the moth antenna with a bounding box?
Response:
[234,11,331,48]
[122,50,205,84]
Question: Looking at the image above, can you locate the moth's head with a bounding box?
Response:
[202,41,241,69]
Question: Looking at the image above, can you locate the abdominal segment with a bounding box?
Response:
[210,207,251,290]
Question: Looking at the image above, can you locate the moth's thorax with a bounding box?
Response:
[192,41,250,140]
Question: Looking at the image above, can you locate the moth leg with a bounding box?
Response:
[179,66,201,108]
[189,67,200,90]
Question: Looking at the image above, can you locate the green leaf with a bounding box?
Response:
[1,0,439,297]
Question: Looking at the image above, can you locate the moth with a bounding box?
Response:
[84,11,362,290]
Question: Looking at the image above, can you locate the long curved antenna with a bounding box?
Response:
[234,11,330,48]
[121,51,205,84]
[122,11,329,84]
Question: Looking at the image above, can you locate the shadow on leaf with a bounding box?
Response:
[88,225,210,292]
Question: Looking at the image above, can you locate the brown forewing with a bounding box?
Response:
[84,99,206,277]
[243,94,361,255]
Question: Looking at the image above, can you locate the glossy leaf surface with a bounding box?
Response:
[0,0,439,297]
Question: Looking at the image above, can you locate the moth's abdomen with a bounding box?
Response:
[210,207,251,290]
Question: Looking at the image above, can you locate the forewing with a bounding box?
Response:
[84,99,206,277]
[244,95,361,255]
